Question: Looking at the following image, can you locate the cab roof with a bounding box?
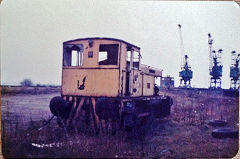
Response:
[63,37,140,50]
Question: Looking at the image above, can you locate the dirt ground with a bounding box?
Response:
[2,93,58,126]
[1,90,239,158]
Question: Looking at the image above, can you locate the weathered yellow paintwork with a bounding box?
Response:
[143,74,155,96]
[131,69,143,97]
[61,38,162,97]
[62,68,120,97]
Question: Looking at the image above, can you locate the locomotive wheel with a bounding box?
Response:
[49,96,71,119]
[95,98,120,135]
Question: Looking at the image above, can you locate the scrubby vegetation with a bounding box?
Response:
[1,89,239,158]
[1,86,60,95]
[2,116,238,158]
[20,79,33,86]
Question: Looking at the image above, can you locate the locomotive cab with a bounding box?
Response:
[49,37,172,133]
[62,37,162,98]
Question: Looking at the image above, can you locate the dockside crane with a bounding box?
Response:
[208,33,223,89]
[230,51,240,89]
[178,24,193,88]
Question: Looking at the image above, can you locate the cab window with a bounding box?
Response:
[98,44,119,65]
[63,44,83,66]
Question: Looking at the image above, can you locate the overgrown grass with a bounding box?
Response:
[2,116,152,158]
[168,90,239,127]
[2,116,238,158]
[1,90,239,158]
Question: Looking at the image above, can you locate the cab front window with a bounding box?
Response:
[63,44,83,66]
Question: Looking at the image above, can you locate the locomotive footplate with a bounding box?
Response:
[50,95,173,133]
[121,95,173,129]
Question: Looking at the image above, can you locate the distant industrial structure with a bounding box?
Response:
[178,24,193,88]
[208,33,223,89]
[160,76,174,89]
[230,51,240,89]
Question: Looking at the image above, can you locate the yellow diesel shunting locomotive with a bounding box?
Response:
[49,37,172,134]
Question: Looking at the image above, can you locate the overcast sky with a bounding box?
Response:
[1,0,240,88]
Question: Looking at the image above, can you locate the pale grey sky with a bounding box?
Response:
[1,0,240,88]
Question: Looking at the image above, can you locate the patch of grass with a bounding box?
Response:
[1,89,239,158]
[2,117,149,158]
[2,115,238,158]
[1,86,60,95]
